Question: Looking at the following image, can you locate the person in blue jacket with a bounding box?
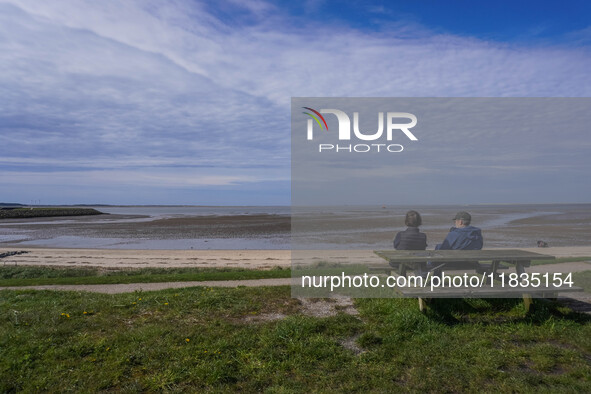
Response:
[435,211,483,251]
[430,211,483,276]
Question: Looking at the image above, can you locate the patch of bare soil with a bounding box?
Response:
[240,296,360,324]
[339,333,366,355]
[297,296,359,318]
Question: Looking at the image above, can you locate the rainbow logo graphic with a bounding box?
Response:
[302,107,328,131]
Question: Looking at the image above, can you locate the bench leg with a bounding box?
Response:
[418,297,428,312]
[523,294,533,312]
[491,260,500,274]
[489,260,500,284]
[399,263,407,277]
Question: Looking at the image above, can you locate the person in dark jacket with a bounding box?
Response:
[392,210,427,271]
[394,210,427,250]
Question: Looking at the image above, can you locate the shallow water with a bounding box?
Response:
[13,235,290,250]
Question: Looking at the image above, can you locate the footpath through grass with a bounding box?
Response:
[1,284,591,392]
[0,266,291,287]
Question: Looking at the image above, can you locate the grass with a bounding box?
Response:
[1,285,590,392]
[529,256,591,266]
[0,266,291,287]
[573,270,591,293]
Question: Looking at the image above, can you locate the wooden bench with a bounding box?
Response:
[373,249,584,312]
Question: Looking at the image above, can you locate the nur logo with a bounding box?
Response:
[302,107,418,153]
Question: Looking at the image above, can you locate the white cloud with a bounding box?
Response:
[0,168,287,188]
[5,0,590,105]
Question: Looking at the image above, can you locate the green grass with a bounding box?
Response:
[529,256,591,266]
[0,266,291,287]
[573,270,591,293]
[1,286,590,392]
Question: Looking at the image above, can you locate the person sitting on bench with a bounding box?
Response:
[391,210,427,269]
[430,211,483,275]
[436,211,483,251]
[394,210,427,251]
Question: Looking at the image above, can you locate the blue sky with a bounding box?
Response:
[1,0,590,205]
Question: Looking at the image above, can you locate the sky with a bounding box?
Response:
[292,97,591,205]
[0,0,590,206]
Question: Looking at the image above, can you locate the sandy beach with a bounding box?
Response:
[1,246,590,270]
[0,247,292,270]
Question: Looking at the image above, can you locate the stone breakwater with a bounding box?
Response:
[0,208,103,219]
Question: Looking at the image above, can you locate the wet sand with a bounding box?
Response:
[0,213,291,249]
[0,213,289,239]
[1,205,590,250]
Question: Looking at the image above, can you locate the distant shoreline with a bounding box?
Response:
[0,207,104,220]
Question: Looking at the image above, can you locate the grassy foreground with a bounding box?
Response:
[1,283,591,392]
